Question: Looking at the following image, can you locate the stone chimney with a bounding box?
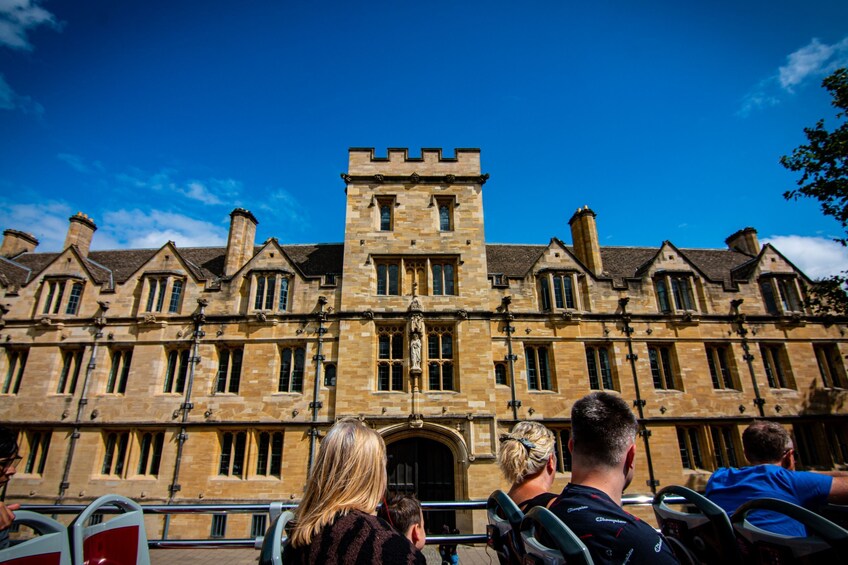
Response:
[569,205,603,276]
[1,229,39,258]
[224,208,259,277]
[725,227,760,256]
[63,213,97,257]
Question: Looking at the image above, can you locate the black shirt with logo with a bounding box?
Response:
[549,483,680,565]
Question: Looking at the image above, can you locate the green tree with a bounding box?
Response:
[781,67,848,315]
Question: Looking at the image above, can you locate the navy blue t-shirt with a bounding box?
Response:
[549,483,679,565]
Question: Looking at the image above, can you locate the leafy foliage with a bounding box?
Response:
[781,68,848,315]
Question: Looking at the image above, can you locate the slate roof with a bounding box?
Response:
[486,243,761,288]
[281,244,345,277]
[0,256,31,287]
[600,247,660,285]
[0,243,348,289]
[486,245,546,277]
[0,241,773,290]
[677,248,755,287]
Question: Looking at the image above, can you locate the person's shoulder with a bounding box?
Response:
[520,491,559,511]
[788,469,833,491]
[345,509,394,533]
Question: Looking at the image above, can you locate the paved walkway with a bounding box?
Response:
[150,544,497,564]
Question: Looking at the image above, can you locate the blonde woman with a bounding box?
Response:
[284,418,425,565]
[497,421,558,511]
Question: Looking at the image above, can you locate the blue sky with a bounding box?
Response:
[1,1,848,278]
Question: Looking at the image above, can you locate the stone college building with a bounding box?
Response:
[0,148,846,537]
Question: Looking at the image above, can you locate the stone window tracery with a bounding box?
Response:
[814,343,846,389]
[427,326,454,391]
[760,275,804,315]
[219,431,247,477]
[278,346,305,393]
[137,431,164,476]
[2,349,27,395]
[255,431,283,477]
[585,345,615,391]
[215,346,244,394]
[539,272,580,311]
[57,348,84,395]
[525,345,553,391]
[705,344,739,390]
[648,344,680,390]
[377,326,404,391]
[106,348,133,394]
[655,273,698,313]
[761,344,795,389]
[23,431,51,475]
[142,275,186,314]
[39,278,85,316]
[251,273,292,312]
[163,348,190,394]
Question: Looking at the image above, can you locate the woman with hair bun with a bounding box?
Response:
[497,421,558,511]
[284,418,425,565]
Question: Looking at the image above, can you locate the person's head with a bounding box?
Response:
[497,421,556,486]
[742,421,793,468]
[289,418,387,547]
[379,492,426,550]
[0,426,19,485]
[570,392,639,484]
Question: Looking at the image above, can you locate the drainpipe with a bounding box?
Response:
[501,296,520,421]
[57,302,109,503]
[307,296,328,474]
[619,298,659,494]
[163,298,207,538]
[732,299,765,417]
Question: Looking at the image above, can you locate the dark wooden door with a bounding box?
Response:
[386,437,455,533]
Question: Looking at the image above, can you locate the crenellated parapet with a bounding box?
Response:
[345,147,485,181]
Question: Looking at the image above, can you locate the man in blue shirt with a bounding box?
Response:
[549,392,680,564]
[705,420,848,536]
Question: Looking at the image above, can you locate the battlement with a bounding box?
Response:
[348,147,481,176]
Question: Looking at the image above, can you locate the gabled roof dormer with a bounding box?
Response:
[234,238,303,316]
[29,246,101,319]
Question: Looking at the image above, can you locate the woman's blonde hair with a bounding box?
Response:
[497,421,555,485]
[289,418,387,547]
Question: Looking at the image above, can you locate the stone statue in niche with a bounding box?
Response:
[410,312,424,335]
[410,332,422,371]
[408,289,424,373]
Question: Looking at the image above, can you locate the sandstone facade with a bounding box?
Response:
[0,147,846,538]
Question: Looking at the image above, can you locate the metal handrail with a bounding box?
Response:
[19,494,661,515]
[17,494,677,549]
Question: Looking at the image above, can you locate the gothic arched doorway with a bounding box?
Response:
[386,436,456,532]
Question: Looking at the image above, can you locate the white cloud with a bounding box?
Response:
[114,168,241,205]
[0,0,59,50]
[55,155,243,205]
[763,235,848,279]
[0,72,43,115]
[739,35,848,116]
[98,209,227,249]
[737,77,780,117]
[778,37,848,92]
[0,199,73,251]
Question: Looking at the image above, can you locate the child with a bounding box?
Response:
[379,492,426,551]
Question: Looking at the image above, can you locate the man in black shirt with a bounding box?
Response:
[549,393,679,565]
